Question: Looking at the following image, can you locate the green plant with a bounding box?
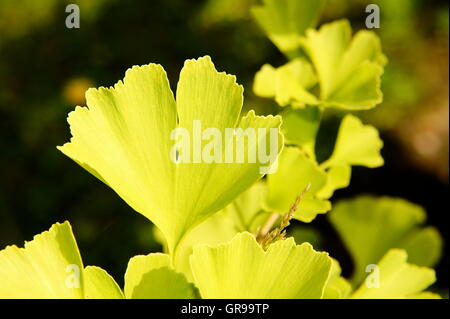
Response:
[0,0,442,299]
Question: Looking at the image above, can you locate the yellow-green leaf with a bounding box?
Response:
[253,59,319,108]
[351,249,438,299]
[84,266,124,299]
[251,0,325,55]
[190,232,332,298]
[58,56,283,254]
[329,196,442,284]
[124,253,197,299]
[300,20,387,110]
[0,221,84,298]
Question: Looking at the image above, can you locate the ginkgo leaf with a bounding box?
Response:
[251,0,325,55]
[300,19,387,109]
[0,221,85,298]
[58,56,283,254]
[266,147,331,222]
[281,107,321,159]
[351,249,438,299]
[320,114,383,169]
[124,253,197,299]
[253,58,319,108]
[190,232,332,298]
[329,196,442,284]
[84,266,124,299]
[323,258,352,299]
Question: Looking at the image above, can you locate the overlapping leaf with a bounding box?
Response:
[329,196,442,284]
[254,20,387,110]
[155,182,271,280]
[251,0,325,55]
[266,147,331,222]
[58,56,283,253]
[0,221,122,299]
[124,253,197,299]
[351,249,439,299]
[190,232,332,298]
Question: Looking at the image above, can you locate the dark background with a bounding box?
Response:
[0,0,448,293]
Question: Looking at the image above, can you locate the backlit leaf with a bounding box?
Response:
[58,56,283,254]
[329,196,442,284]
[190,232,332,298]
[351,249,438,299]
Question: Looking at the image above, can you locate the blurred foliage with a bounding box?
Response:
[0,0,448,290]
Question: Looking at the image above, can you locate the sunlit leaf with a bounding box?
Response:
[0,221,84,298]
[190,232,332,298]
[253,58,319,108]
[124,253,197,299]
[351,249,438,299]
[58,56,283,254]
[300,20,387,109]
[329,196,442,284]
[251,0,325,55]
[84,266,124,299]
[266,147,331,222]
[320,114,383,169]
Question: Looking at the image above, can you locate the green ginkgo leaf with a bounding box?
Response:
[251,0,325,55]
[329,196,442,284]
[190,232,332,298]
[124,253,197,299]
[84,266,124,299]
[0,221,122,299]
[253,58,319,108]
[351,249,439,299]
[300,19,387,109]
[320,114,384,169]
[266,147,331,222]
[58,56,283,255]
[323,258,352,299]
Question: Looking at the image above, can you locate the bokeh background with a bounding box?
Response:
[0,0,448,292]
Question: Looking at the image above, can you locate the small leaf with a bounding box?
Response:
[0,222,84,298]
[190,232,332,298]
[251,0,325,55]
[351,249,438,299]
[253,59,319,108]
[329,196,442,284]
[321,114,383,169]
[124,253,197,299]
[300,20,387,109]
[266,147,331,222]
[84,266,124,299]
